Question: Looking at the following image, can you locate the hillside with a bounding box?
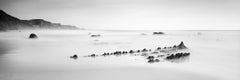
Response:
[0,10,79,31]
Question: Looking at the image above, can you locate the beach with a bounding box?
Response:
[0,30,240,80]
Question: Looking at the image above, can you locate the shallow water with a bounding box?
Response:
[0,30,240,80]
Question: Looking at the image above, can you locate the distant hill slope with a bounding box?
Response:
[0,10,79,31]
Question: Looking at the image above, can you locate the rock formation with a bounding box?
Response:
[82,41,190,63]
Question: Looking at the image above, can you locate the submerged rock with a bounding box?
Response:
[29,33,38,39]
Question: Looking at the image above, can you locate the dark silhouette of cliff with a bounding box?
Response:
[0,10,78,31]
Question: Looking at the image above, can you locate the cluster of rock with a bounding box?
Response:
[71,41,190,63]
[146,56,160,63]
[82,48,152,57]
[166,52,190,59]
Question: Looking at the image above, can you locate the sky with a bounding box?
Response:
[0,0,240,30]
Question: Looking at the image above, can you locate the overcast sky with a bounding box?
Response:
[0,0,240,30]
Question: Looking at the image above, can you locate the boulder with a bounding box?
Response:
[29,33,38,39]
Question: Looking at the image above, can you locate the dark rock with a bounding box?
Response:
[129,50,134,53]
[166,52,190,60]
[70,54,78,59]
[102,53,107,56]
[142,48,148,52]
[137,50,140,53]
[91,34,101,37]
[153,32,164,35]
[147,56,154,60]
[29,33,38,39]
[177,41,187,49]
[163,47,167,49]
[149,49,152,51]
[90,54,96,57]
[155,59,160,62]
[166,54,175,59]
[148,59,155,63]
[173,45,177,48]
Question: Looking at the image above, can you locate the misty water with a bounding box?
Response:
[0,30,240,80]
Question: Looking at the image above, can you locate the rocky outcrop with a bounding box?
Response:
[82,41,190,63]
[0,10,79,31]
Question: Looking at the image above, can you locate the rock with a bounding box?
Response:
[29,33,38,39]
[166,54,175,59]
[70,54,78,59]
[90,54,96,57]
[147,56,154,60]
[137,50,141,53]
[142,48,148,52]
[177,41,187,49]
[155,59,160,62]
[148,59,155,63]
[129,50,134,53]
[153,32,164,35]
[173,45,177,48]
[91,34,101,37]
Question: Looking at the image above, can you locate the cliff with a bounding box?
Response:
[0,10,79,31]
